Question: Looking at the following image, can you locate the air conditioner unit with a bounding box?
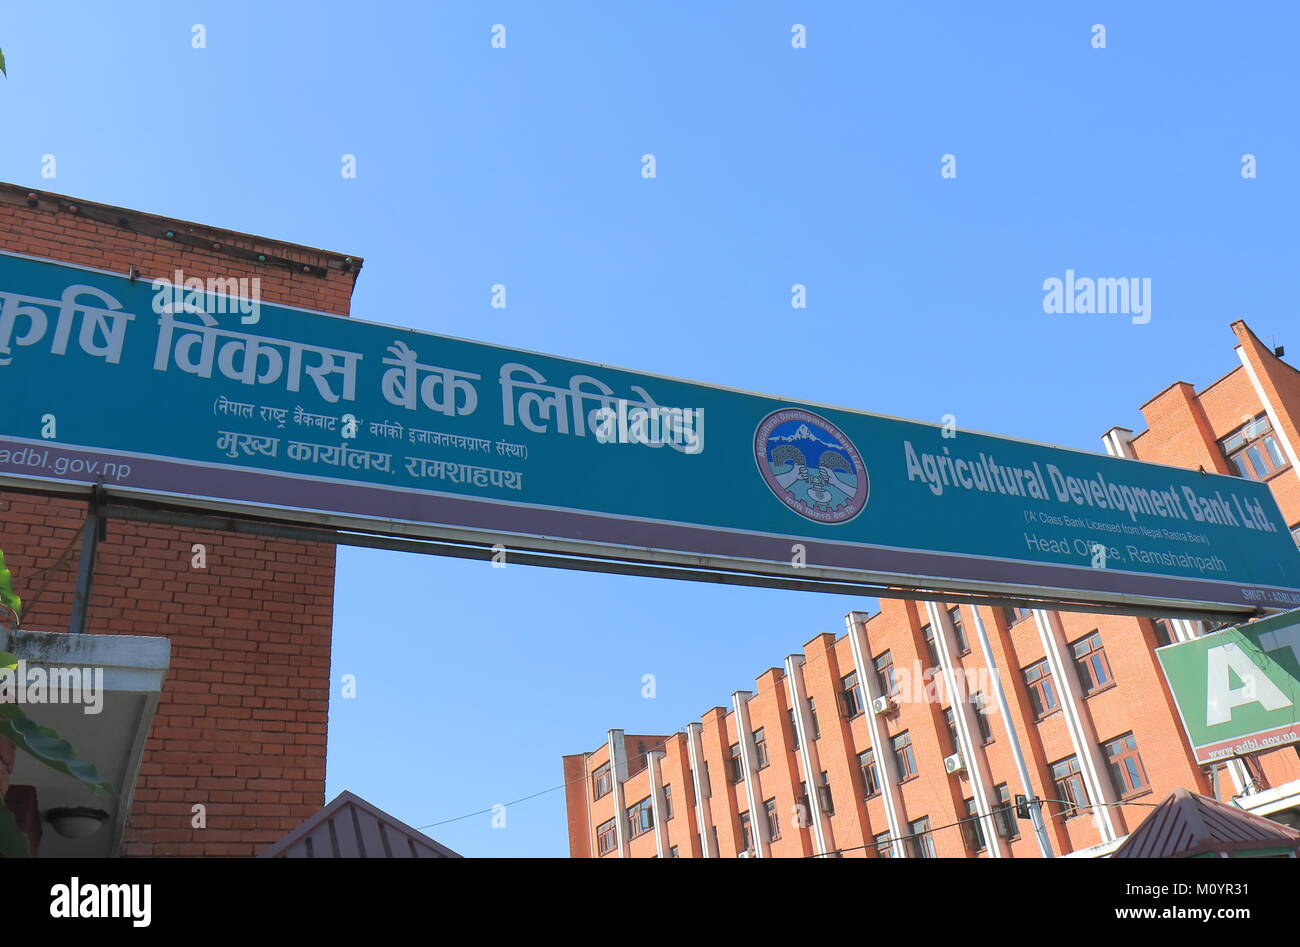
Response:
[871,695,893,715]
[943,752,966,774]
[737,849,752,858]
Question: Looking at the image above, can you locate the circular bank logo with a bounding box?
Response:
[754,409,868,524]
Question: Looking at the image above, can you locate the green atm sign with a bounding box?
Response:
[1157,609,1300,763]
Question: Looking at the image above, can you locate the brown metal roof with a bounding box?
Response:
[259,791,463,858]
[1112,787,1300,858]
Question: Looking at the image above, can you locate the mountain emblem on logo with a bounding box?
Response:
[754,409,868,524]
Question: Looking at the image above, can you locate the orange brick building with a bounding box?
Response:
[0,183,360,855]
[564,321,1300,858]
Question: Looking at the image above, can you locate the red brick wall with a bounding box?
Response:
[0,186,361,855]
[1133,382,1233,475]
[561,753,593,858]
[1231,323,1300,526]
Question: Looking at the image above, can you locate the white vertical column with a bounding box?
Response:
[1032,611,1119,842]
[731,690,770,857]
[845,612,908,857]
[784,655,835,857]
[607,729,632,857]
[685,722,717,858]
[1238,346,1300,484]
[967,605,1054,857]
[647,750,669,858]
[925,601,1004,857]
[1100,427,1137,459]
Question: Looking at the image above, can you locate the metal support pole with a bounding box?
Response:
[68,485,105,636]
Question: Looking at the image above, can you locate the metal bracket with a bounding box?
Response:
[68,483,106,636]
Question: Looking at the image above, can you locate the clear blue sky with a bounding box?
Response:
[2,2,1296,856]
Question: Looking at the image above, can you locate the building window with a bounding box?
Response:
[753,728,770,769]
[1005,605,1032,625]
[702,761,712,798]
[663,784,674,821]
[921,622,940,667]
[1023,659,1058,719]
[592,762,612,800]
[669,845,679,858]
[808,697,821,739]
[908,817,936,858]
[1104,733,1150,798]
[972,692,995,744]
[874,831,894,858]
[993,783,1019,840]
[764,798,780,841]
[1151,618,1175,648]
[943,707,961,757]
[728,743,744,783]
[1072,631,1113,694]
[1292,524,1300,550]
[1051,756,1090,819]
[626,796,654,838]
[840,670,864,718]
[739,811,753,854]
[817,772,835,816]
[798,781,810,824]
[596,818,617,856]
[858,747,880,797]
[787,707,800,750]
[1221,414,1289,480]
[892,730,917,779]
[963,798,987,853]
[874,651,897,696]
[948,606,970,654]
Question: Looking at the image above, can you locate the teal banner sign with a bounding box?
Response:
[3,251,1300,612]
[1157,609,1300,762]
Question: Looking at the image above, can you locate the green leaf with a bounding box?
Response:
[0,651,16,672]
[0,703,114,795]
[0,548,20,628]
[0,49,6,78]
[0,799,32,858]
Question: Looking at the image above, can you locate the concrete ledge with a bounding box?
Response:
[3,628,171,857]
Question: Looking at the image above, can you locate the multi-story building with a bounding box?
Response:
[563,320,1300,858]
[0,183,359,855]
